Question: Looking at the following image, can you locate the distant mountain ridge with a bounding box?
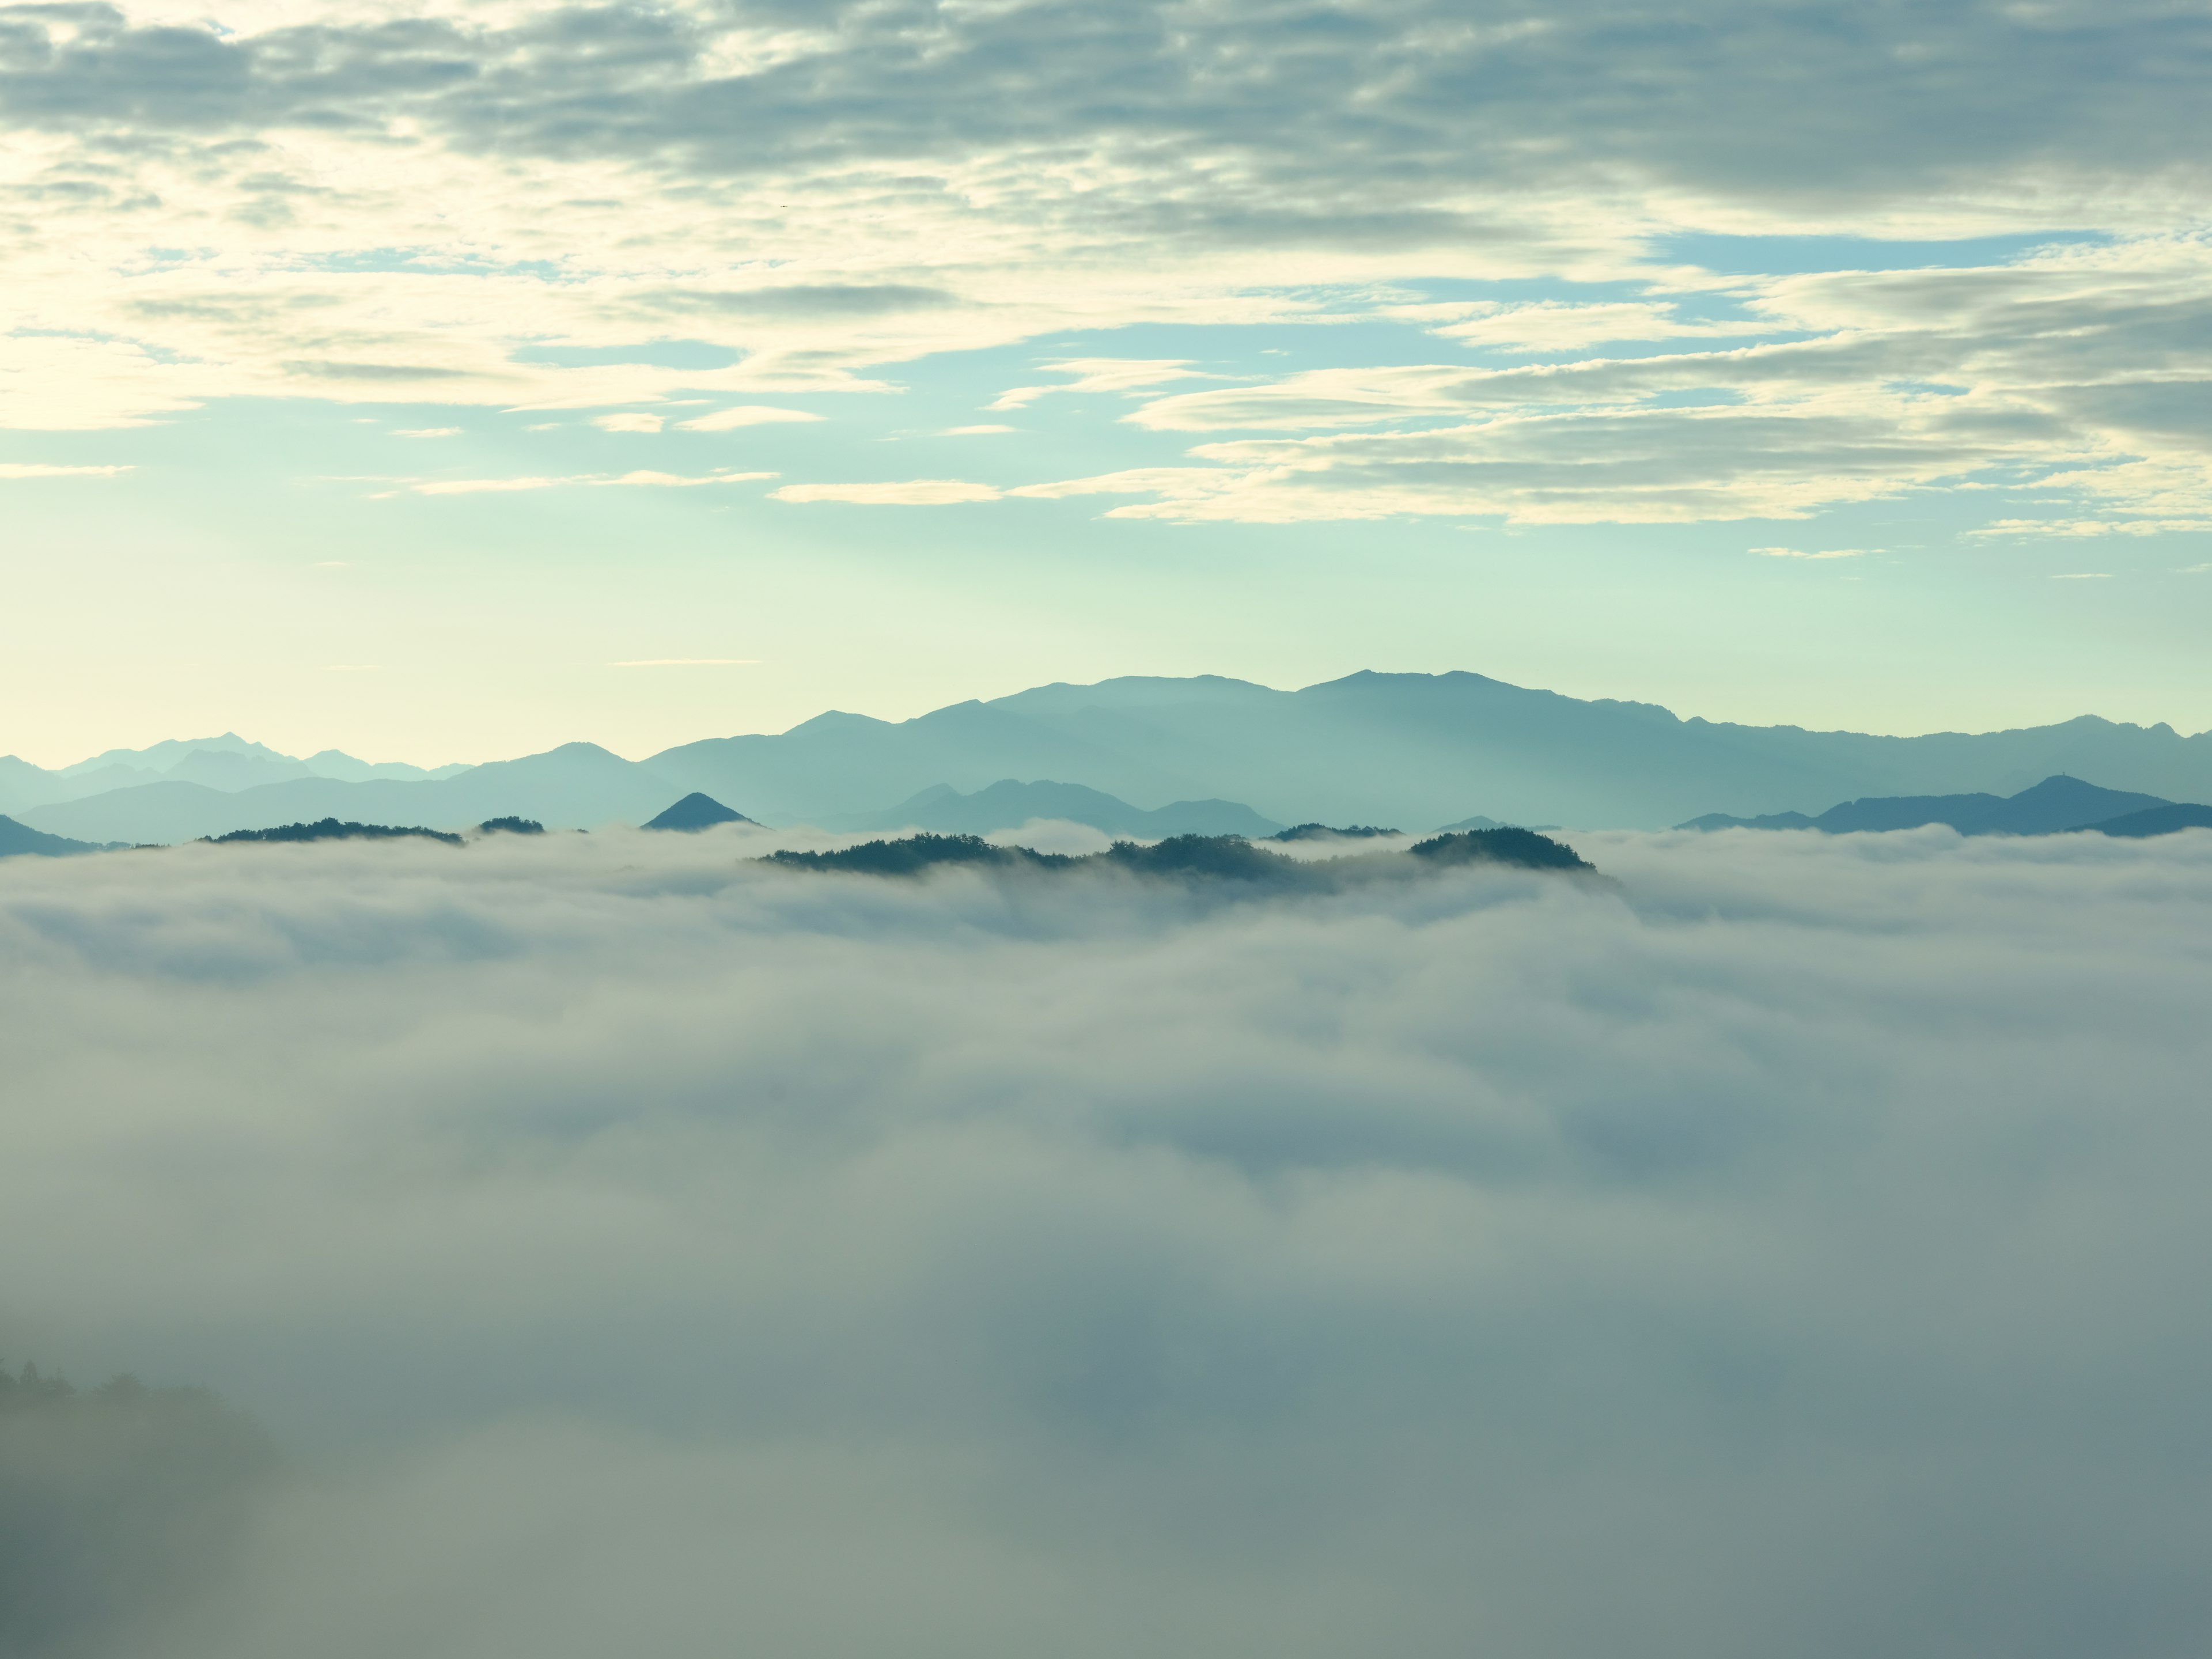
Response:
[14,672,2212,844]
[851,779,1283,839]
[1,734,470,819]
[646,672,2212,831]
[1681,775,2210,837]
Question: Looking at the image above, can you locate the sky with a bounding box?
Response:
[3,0,2211,766]
[7,825,2212,1655]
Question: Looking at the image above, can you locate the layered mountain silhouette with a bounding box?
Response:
[851,779,1282,839]
[13,672,2212,844]
[0,734,469,819]
[643,793,755,831]
[1680,775,2210,836]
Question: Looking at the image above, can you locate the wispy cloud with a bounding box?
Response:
[1971,517,2212,539]
[988,360,1222,411]
[772,480,1002,505]
[0,463,131,479]
[592,412,665,434]
[677,407,825,431]
[607,658,759,668]
[941,424,1017,436]
[392,427,462,439]
[2052,572,2114,579]
[406,470,774,496]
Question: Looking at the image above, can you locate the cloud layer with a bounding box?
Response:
[5,826,2212,1656]
[1,2,2207,534]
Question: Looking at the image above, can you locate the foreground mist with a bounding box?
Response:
[4,825,2210,1658]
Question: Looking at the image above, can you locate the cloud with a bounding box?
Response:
[677,406,824,431]
[0,2,2205,540]
[605,658,759,668]
[3,829,2212,1656]
[941,424,1017,436]
[0,463,130,479]
[772,479,1003,505]
[591,412,665,434]
[406,469,772,495]
[989,360,1222,412]
[1971,517,2212,539]
[2052,571,2114,578]
[391,427,461,438]
[1414,300,1760,353]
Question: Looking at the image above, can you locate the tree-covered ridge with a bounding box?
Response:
[1409,828,1596,872]
[203,817,463,847]
[765,829,1595,883]
[1,1361,277,1656]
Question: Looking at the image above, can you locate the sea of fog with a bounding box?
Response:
[5,824,2211,1659]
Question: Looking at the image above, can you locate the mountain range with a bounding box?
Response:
[8,672,2212,846]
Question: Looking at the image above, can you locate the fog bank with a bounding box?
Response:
[4,825,2210,1658]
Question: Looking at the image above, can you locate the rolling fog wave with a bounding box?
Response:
[3,824,2211,1658]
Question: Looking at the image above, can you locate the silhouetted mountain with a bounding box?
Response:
[644,793,756,831]
[647,672,2212,830]
[1680,775,2183,836]
[1434,814,1505,832]
[205,819,463,847]
[477,817,546,834]
[2089,802,2212,838]
[0,815,104,858]
[853,778,1281,838]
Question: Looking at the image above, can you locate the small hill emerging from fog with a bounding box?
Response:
[204,819,463,847]
[1680,775,2208,837]
[764,828,1593,887]
[1270,823,1400,841]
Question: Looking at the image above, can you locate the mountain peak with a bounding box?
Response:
[643,793,755,831]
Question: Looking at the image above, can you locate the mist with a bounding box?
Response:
[5,825,2211,1658]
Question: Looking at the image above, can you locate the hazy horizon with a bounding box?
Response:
[12,662,2212,777]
